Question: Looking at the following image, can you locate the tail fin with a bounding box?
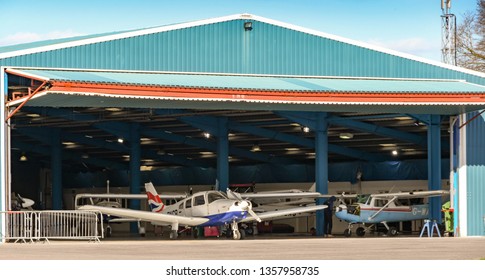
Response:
[308,183,316,192]
[145,182,165,212]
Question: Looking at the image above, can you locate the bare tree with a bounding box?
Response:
[456,0,485,72]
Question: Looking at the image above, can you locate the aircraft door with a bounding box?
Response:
[191,194,208,217]
[184,199,192,217]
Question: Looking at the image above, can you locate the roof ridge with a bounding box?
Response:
[1,13,485,79]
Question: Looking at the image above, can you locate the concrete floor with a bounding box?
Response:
[1,235,484,260]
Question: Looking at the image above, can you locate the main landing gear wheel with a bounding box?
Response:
[343,229,352,237]
[170,230,178,239]
[106,226,112,238]
[356,227,366,237]
[387,227,398,237]
[233,230,241,240]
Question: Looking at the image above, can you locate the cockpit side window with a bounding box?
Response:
[194,195,205,206]
[207,192,226,204]
[185,199,192,209]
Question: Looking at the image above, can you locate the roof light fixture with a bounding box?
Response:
[203,132,211,139]
[392,150,398,156]
[302,126,310,133]
[244,21,253,31]
[117,138,124,143]
[19,153,27,162]
[339,132,354,139]
[251,143,261,152]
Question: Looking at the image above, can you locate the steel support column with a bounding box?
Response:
[51,128,63,210]
[315,112,328,237]
[428,115,442,222]
[216,117,229,192]
[129,123,141,233]
[1,69,7,240]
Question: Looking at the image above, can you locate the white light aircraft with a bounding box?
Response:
[79,182,327,239]
[75,192,186,237]
[335,190,449,237]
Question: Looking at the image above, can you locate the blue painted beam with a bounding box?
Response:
[278,111,428,147]
[217,117,229,191]
[1,70,7,219]
[315,112,328,237]
[13,141,127,170]
[327,116,427,146]
[427,115,442,223]
[182,115,387,161]
[20,108,210,167]
[141,126,298,165]
[51,128,63,210]
[129,123,141,233]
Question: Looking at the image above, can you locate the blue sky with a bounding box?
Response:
[0,0,477,62]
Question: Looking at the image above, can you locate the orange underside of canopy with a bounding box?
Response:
[36,81,485,104]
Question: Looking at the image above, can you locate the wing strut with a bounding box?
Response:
[368,196,398,221]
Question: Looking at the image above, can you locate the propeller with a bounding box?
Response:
[227,189,261,222]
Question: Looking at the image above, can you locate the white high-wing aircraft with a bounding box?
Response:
[11,193,35,210]
[335,190,449,237]
[79,182,327,239]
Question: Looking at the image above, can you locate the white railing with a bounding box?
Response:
[0,210,103,243]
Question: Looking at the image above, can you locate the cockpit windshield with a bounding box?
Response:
[207,192,227,203]
[356,194,370,204]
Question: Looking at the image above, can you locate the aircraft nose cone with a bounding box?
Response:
[239,201,250,209]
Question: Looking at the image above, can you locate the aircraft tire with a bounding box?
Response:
[343,229,352,237]
[233,230,241,240]
[388,227,398,237]
[106,226,112,238]
[356,227,365,237]
[240,229,246,239]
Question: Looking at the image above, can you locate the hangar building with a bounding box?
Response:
[1,14,485,237]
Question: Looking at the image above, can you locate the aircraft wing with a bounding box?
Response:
[370,190,449,199]
[237,192,323,199]
[75,193,187,200]
[240,205,327,223]
[78,205,208,227]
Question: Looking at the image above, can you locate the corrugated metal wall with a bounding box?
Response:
[466,112,485,236]
[2,19,485,85]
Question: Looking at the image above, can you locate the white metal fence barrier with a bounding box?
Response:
[0,210,103,243]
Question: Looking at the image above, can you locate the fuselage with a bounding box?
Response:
[335,203,429,224]
[161,191,249,226]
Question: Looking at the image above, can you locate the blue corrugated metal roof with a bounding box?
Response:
[1,14,485,88]
[11,68,485,93]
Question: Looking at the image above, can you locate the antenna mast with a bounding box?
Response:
[441,0,456,65]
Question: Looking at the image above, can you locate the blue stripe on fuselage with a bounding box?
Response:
[200,211,248,226]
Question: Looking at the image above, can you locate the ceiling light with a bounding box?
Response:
[106,107,122,112]
[81,153,89,159]
[117,138,124,143]
[157,148,166,155]
[285,147,300,151]
[339,133,353,139]
[26,113,40,118]
[302,126,310,133]
[392,150,398,156]
[62,141,76,146]
[19,153,27,162]
[379,143,397,147]
[251,143,261,152]
[203,132,211,139]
